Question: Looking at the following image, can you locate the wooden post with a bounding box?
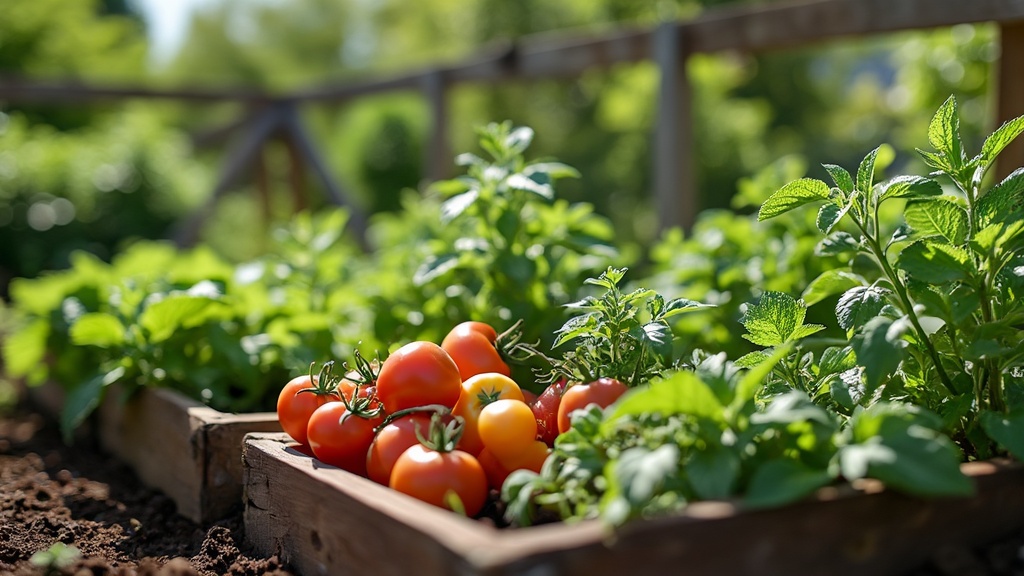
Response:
[652,22,698,233]
[422,70,451,183]
[996,20,1024,181]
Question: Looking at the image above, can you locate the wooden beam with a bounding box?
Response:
[422,70,451,183]
[653,23,698,232]
[0,75,273,104]
[996,20,1024,181]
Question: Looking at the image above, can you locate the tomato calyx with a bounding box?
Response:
[414,412,466,454]
[296,361,344,398]
[340,349,382,387]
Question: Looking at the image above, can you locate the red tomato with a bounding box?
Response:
[389,444,488,517]
[276,372,339,446]
[477,448,512,489]
[376,341,462,412]
[366,412,434,485]
[306,398,384,477]
[441,321,511,381]
[452,373,524,456]
[477,399,537,465]
[556,378,629,434]
[530,379,566,446]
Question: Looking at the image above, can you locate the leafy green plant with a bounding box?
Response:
[756,96,1024,460]
[30,542,80,575]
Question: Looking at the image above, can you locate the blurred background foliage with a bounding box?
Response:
[0,0,1006,408]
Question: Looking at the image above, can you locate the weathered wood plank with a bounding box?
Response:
[243,433,1024,576]
[98,387,280,523]
[997,20,1024,181]
[653,23,698,232]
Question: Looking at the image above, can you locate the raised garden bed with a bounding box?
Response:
[29,383,281,523]
[242,432,1024,576]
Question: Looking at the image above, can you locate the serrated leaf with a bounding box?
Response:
[553,313,598,347]
[856,146,881,195]
[917,149,953,173]
[851,316,903,392]
[816,202,851,234]
[733,345,791,408]
[816,231,860,256]
[980,410,1024,459]
[69,313,126,348]
[828,368,865,410]
[978,168,1024,227]
[744,459,834,509]
[439,189,479,223]
[790,323,826,340]
[823,163,854,194]
[836,286,888,331]
[927,96,963,168]
[876,175,943,203]
[660,297,713,318]
[981,114,1024,166]
[904,198,967,245]
[413,253,459,286]
[897,241,974,284]
[758,178,831,221]
[803,270,864,307]
[818,346,857,376]
[741,292,806,347]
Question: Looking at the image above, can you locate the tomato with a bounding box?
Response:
[376,341,462,412]
[477,399,537,465]
[441,321,511,381]
[502,440,549,473]
[452,373,524,455]
[276,365,341,446]
[521,388,539,404]
[530,379,566,446]
[477,448,512,489]
[390,444,488,516]
[556,378,629,434]
[306,391,384,476]
[366,412,434,485]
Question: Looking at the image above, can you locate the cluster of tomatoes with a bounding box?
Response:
[275,321,628,517]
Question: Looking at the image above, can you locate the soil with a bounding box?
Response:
[2,397,1024,576]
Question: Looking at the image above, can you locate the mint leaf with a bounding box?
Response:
[828,368,865,410]
[856,423,972,497]
[851,316,903,392]
[816,231,860,256]
[758,178,831,221]
[802,270,863,307]
[741,291,809,347]
[69,313,126,348]
[836,286,888,331]
[876,175,942,203]
[897,241,973,284]
[977,168,1024,227]
[744,459,834,509]
[856,146,881,195]
[609,371,724,423]
[981,114,1024,166]
[439,190,479,223]
[816,202,850,234]
[823,163,854,194]
[927,95,964,170]
[904,198,968,245]
[980,410,1024,459]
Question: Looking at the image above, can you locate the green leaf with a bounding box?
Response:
[506,173,554,201]
[740,291,807,347]
[980,410,1024,459]
[413,253,459,286]
[553,313,598,347]
[523,161,581,180]
[659,297,712,318]
[2,318,49,379]
[790,323,826,340]
[977,168,1024,227]
[744,459,834,509]
[856,146,881,195]
[876,175,942,203]
[609,371,723,423]
[897,241,974,284]
[816,231,860,256]
[827,368,865,410]
[818,346,857,377]
[836,286,888,331]
[981,114,1024,166]
[138,295,224,344]
[687,448,740,500]
[506,126,535,155]
[816,202,851,234]
[851,316,903,392]
[608,444,679,507]
[927,95,963,168]
[69,313,126,348]
[752,390,836,427]
[439,190,479,223]
[823,163,854,194]
[904,198,967,245]
[802,270,864,307]
[758,178,831,221]
[60,367,124,443]
[732,345,791,408]
[846,422,973,497]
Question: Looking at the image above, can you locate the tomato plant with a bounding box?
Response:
[441,321,511,380]
[376,341,462,412]
[389,414,488,516]
[366,411,434,485]
[556,378,628,434]
[276,362,342,446]
[452,372,525,455]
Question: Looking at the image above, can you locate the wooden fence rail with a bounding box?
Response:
[1,0,1022,242]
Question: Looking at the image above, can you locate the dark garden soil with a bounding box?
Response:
[2,397,1024,576]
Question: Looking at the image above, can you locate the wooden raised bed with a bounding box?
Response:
[242,432,1024,576]
[28,382,281,523]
